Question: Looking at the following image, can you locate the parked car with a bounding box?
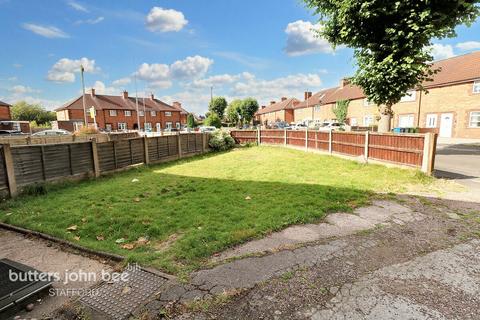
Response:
[317,122,344,131]
[291,123,308,131]
[32,129,71,136]
[0,130,24,135]
[199,126,217,133]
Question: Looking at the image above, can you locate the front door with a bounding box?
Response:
[439,113,453,138]
[156,123,161,132]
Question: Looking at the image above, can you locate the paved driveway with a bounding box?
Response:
[434,143,480,189]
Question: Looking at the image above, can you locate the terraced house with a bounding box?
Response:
[293,51,480,139]
[255,97,300,125]
[55,89,188,132]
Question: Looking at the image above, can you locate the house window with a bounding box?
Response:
[166,122,172,129]
[350,118,358,126]
[118,122,127,130]
[363,115,374,126]
[105,124,112,131]
[473,80,480,94]
[12,122,21,131]
[156,123,161,132]
[125,110,132,117]
[145,122,152,131]
[176,122,181,130]
[400,90,416,102]
[151,111,157,117]
[426,114,438,128]
[398,114,415,127]
[139,111,145,117]
[469,111,480,127]
[165,111,172,117]
[109,110,117,116]
[314,105,321,112]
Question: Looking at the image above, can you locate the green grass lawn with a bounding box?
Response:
[0,146,434,275]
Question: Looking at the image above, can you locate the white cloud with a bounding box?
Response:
[75,16,104,25]
[456,41,480,51]
[189,72,254,89]
[13,63,22,68]
[145,7,188,33]
[22,23,69,38]
[135,55,213,88]
[428,44,455,60]
[9,85,40,95]
[112,77,131,86]
[47,57,98,83]
[284,20,334,56]
[68,1,88,12]
[169,55,213,79]
[213,51,269,69]
[91,81,118,95]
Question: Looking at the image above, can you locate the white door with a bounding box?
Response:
[439,113,453,137]
[156,123,161,132]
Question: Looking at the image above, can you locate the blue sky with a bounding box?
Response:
[1,0,480,114]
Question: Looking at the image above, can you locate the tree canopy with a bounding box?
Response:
[187,113,196,128]
[11,101,56,126]
[208,97,228,119]
[204,113,222,128]
[239,98,259,124]
[226,99,242,126]
[332,100,349,124]
[303,0,480,131]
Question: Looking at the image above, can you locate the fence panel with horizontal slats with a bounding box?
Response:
[332,132,365,156]
[231,130,257,144]
[287,130,305,147]
[368,133,424,166]
[70,142,94,175]
[261,130,284,144]
[11,146,44,186]
[0,146,8,192]
[97,141,116,172]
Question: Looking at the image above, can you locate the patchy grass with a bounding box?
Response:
[1,146,435,275]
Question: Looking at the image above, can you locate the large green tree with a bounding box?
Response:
[332,99,349,124]
[11,101,56,126]
[208,97,228,119]
[204,113,222,128]
[187,113,196,128]
[239,98,259,124]
[304,0,480,132]
[226,99,242,126]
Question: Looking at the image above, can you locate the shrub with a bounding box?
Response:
[208,130,235,151]
[75,126,99,135]
[204,113,222,128]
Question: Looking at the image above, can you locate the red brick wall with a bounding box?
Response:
[0,105,11,120]
[66,109,181,131]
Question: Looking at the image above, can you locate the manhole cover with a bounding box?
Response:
[80,266,167,320]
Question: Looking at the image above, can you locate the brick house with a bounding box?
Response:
[55,89,188,132]
[255,97,300,125]
[0,100,12,120]
[0,100,31,133]
[293,51,480,138]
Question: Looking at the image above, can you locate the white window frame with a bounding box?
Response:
[314,105,321,112]
[165,111,172,117]
[400,90,416,102]
[151,111,157,117]
[426,114,438,128]
[139,111,145,117]
[117,122,127,130]
[156,123,161,131]
[176,122,181,130]
[109,110,117,117]
[124,110,132,117]
[350,117,358,126]
[469,111,480,128]
[145,122,152,131]
[166,122,173,129]
[12,122,21,131]
[105,124,112,131]
[363,115,374,126]
[473,80,480,94]
[398,114,415,128]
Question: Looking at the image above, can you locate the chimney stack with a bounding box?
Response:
[261,105,266,109]
[122,90,128,99]
[304,91,312,100]
[270,101,276,105]
[281,97,287,101]
[90,88,95,96]
[150,93,154,100]
[340,78,350,88]
[173,101,181,108]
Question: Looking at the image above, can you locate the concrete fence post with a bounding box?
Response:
[257,128,261,145]
[305,128,308,150]
[421,132,436,175]
[2,144,17,197]
[328,130,333,154]
[177,133,182,158]
[364,131,369,163]
[91,139,101,178]
[143,136,150,165]
[284,129,287,146]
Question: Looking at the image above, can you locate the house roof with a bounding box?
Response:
[172,102,189,115]
[0,100,12,107]
[55,93,181,113]
[256,98,300,115]
[295,50,480,109]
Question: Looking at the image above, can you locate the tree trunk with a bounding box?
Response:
[377,104,393,133]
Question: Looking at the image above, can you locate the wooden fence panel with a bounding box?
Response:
[368,134,424,166]
[70,143,94,175]
[115,140,133,169]
[261,130,284,144]
[130,138,145,164]
[147,137,160,162]
[332,132,365,156]
[43,144,72,180]
[0,146,8,191]
[231,130,257,144]
[97,142,116,172]
[287,130,305,147]
[313,131,329,151]
[167,135,178,156]
[195,134,203,152]
[11,146,44,186]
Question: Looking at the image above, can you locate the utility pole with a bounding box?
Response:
[142,89,147,132]
[210,86,213,105]
[135,75,140,131]
[80,65,87,127]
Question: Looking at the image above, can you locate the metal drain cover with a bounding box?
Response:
[80,266,167,320]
